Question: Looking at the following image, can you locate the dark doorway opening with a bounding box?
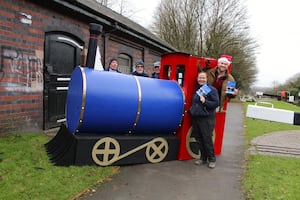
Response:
[44,33,83,129]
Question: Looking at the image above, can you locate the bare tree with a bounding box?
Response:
[154,0,199,53]
[95,0,135,17]
[153,0,258,91]
[95,0,113,7]
[280,73,300,96]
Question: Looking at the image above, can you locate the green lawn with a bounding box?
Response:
[243,99,300,199]
[0,133,118,200]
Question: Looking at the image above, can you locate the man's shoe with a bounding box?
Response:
[194,160,201,165]
[208,161,216,168]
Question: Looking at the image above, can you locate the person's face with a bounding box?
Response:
[136,65,144,73]
[197,72,207,85]
[154,66,160,73]
[110,60,118,70]
[217,61,229,72]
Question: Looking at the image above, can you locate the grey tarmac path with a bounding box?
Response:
[81,102,246,200]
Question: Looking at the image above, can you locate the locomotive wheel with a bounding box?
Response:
[92,137,120,166]
[186,127,216,159]
[145,137,168,163]
[186,127,200,159]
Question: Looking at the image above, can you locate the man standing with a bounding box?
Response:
[132,59,149,77]
[190,71,219,168]
[152,61,160,79]
[106,58,121,73]
[206,56,238,111]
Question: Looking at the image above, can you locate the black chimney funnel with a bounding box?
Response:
[86,23,102,68]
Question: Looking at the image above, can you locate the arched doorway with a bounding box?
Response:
[44,33,83,129]
[118,53,132,74]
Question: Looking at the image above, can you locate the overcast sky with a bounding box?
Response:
[123,0,300,88]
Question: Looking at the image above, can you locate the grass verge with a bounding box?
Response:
[0,133,118,200]
[244,155,300,200]
[243,100,300,199]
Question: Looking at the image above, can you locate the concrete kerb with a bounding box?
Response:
[249,130,300,158]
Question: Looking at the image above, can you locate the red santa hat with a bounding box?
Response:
[218,55,232,64]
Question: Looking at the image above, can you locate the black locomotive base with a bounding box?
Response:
[45,124,179,166]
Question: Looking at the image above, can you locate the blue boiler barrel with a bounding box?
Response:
[66,67,184,135]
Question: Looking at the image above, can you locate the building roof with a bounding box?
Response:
[51,0,176,52]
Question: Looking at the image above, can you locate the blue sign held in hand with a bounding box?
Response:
[196,84,211,97]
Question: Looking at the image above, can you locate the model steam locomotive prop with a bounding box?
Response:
[45,23,231,166]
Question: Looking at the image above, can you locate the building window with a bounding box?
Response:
[118,54,132,74]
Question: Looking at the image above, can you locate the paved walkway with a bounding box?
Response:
[81,102,246,200]
[80,102,300,200]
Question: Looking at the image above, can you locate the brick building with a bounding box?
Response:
[0,0,175,135]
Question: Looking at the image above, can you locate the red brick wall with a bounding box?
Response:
[0,1,45,134]
[0,0,163,135]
